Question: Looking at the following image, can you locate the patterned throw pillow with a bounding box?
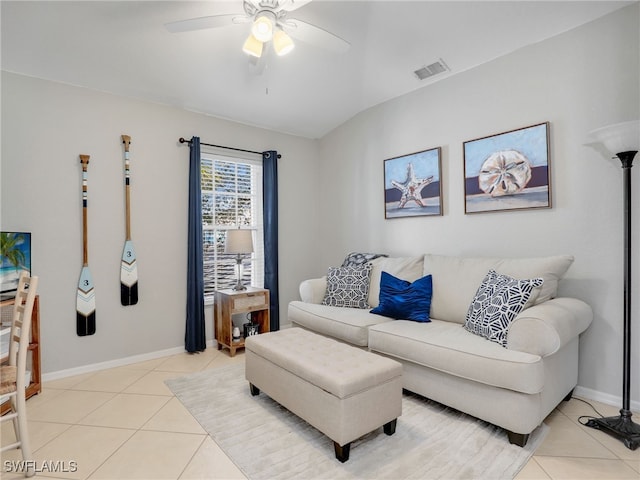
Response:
[464,269,543,347]
[341,252,388,267]
[322,264,373,309]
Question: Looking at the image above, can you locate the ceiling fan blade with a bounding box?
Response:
[164,14,247,33]
[283,19,350,53]
[276,0,313,12]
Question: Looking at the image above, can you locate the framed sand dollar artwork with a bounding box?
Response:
[384,147,442,219]
[463,122,551,214]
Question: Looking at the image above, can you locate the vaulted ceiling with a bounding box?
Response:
[1,1,635,138]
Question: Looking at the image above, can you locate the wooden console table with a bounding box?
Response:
[1,295,41,415]
[214,287,269,357]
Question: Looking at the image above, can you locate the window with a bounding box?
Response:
[201,153,263,301]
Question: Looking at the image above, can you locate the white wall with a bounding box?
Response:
[2,4,638,407]
[318,4,640,405]
[1,72,321,374]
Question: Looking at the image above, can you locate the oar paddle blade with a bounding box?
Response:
[77,266,96,336]
[120,240,138,305]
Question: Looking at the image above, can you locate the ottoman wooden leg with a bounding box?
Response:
[384,418,397,436]
[249,383,260,396]
[334,441,351,463]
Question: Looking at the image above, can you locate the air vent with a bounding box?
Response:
[414,59,449,81]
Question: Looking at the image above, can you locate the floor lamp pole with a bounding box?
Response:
[586,150,640,450]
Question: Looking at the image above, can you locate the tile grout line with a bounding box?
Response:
[30,363,167,479]
[82,350,224,479]
[79,361,179,480]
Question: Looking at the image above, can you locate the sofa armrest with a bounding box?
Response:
[299,276,327,304]
[507,297,593,357]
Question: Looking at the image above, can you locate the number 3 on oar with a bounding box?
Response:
[77,154,96,336]
[121,135,138,305]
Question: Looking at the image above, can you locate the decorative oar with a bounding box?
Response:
[120,135,138,305]
[77,154,96,336]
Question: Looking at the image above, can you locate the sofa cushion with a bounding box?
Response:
[423,254,574,324]
[464,270,544,347]
[368,256,424,308]
[423,255,497,324]
[288,301,392,347]
[371,272,432,322]
[322,264,372,309]
[368,320,544,394]
[495,255,574,305]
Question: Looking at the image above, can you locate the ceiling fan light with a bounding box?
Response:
[242,34,263,58]
[273,29,294,56]
[251,14,273,42]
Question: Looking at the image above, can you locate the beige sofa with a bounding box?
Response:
[288,254,593,446]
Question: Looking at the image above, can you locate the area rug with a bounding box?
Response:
[166,364,548,480]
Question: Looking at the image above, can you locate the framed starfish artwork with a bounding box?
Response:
[463,122,551,214]
[384,147,442,219]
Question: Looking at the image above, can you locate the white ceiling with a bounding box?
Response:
[1,1,635,139]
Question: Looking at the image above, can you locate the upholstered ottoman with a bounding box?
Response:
[245,328,402,462]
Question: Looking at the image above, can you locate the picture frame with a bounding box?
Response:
[384,147,442,219]
[1,231,32,295]
[463,122,551,214]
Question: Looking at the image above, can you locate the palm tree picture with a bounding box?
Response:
[1,232,31,292]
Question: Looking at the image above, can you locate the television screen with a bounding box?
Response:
[1,232,32,294]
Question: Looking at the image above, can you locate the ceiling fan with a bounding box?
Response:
[164,0,350,58]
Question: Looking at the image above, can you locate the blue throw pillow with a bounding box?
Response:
[371,271,432,322]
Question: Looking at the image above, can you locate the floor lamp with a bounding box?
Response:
[587,119,640,451]
[225,228,254,291]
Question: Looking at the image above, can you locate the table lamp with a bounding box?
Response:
[225,228,254,291]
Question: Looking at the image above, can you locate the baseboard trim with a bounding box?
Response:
[40,341,639,414]
[42,339,216,382]
[573,385,640,413]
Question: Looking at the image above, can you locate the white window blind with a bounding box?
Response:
[201,153,264,301]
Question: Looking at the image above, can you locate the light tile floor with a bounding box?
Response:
[1,348,638,479]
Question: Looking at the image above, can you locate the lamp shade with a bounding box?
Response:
[242,34,263,58]
[225,229,254,255]
[589,120,640,155]
[273,29,294,56]
[251,14,274,42]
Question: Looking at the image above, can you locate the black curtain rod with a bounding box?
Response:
[179,137,281,158]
